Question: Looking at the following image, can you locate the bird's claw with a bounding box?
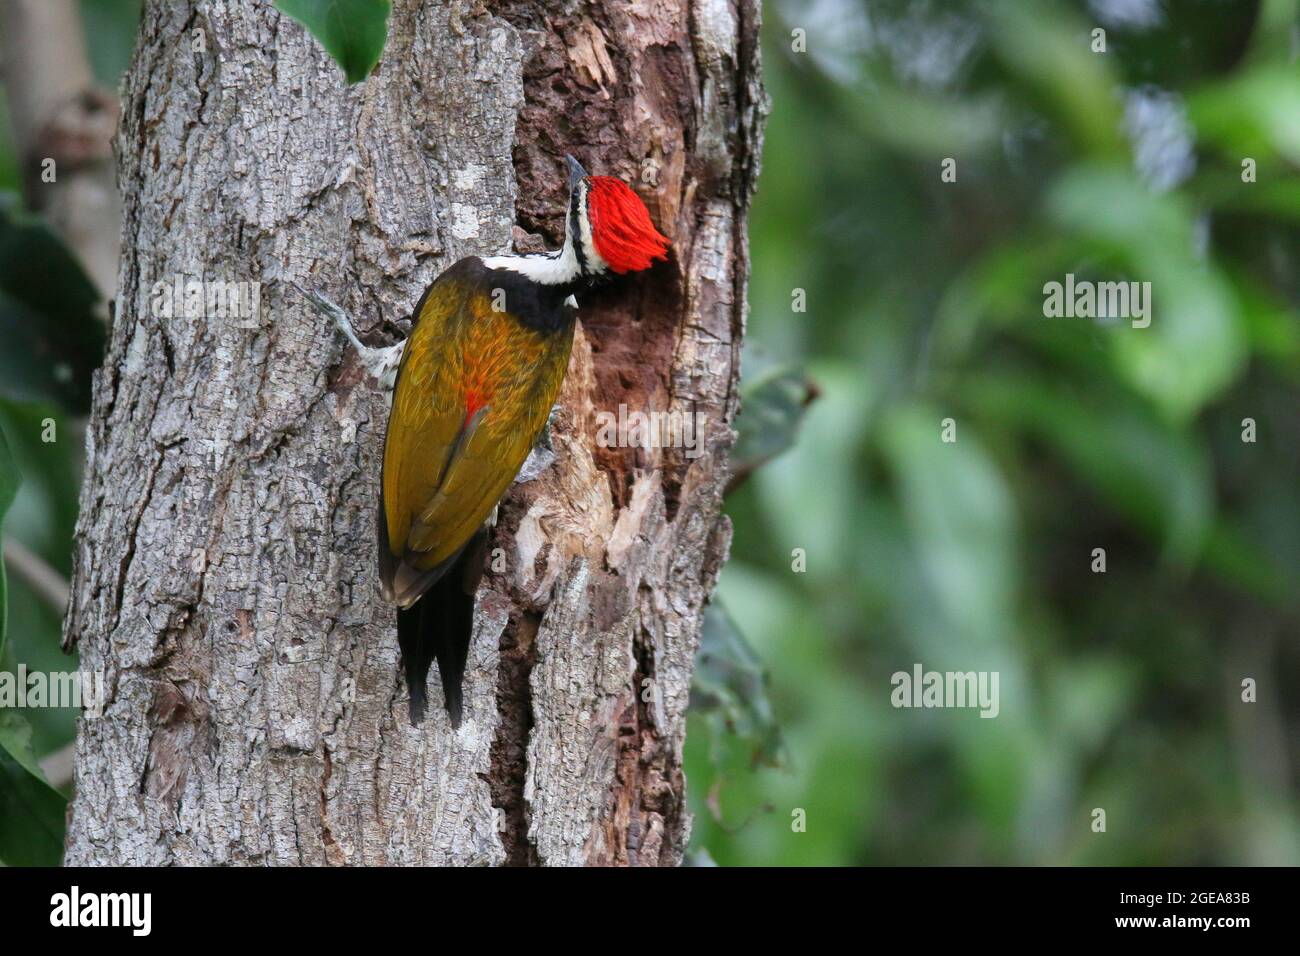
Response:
[293,281,404,390]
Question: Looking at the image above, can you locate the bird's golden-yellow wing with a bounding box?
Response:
[379,260,574,606]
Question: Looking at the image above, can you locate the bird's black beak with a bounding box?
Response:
[565,154,587,191]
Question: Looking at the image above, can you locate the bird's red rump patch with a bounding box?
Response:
[462,353,492,427]
[463,389,487,426]
[585,176,671,274]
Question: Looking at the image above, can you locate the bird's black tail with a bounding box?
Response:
[396,529,487,727]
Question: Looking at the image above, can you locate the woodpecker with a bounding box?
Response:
[306,155,670,727]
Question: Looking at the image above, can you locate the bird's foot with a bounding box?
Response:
[293,281,404,390]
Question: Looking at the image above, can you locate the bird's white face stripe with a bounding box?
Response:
[481,181,609,284]
[575,187,609,275]
[482,241,582,284]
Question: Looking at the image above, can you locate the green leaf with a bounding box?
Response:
[729,366,818,491]
[984,0,1125,157]
[1045,166,1247,419]
[0,421,19,662]
[0,711,67,866]
[1190,65,1300,164]
[852,86,1006,158]
[0,198,105,413]
[0,709,48,781]
[690,602,783,769]
[0,550,6,666]
[0,401,81,757]
[880,405,1018,647]
[275,0,392,84]
[966,375,1213,567]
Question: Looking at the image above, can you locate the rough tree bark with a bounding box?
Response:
[62,0,763,866]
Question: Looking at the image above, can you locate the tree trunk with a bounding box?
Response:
[62,0,763,866]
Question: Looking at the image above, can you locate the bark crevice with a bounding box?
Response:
[484,607,540,866]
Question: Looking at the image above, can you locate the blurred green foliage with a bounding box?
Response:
[0,424,16,659]
[685,0,1300,865]
[0,393,70,867]
[0,0,141,864]
[0,200,105,413]
[0,710,67,867]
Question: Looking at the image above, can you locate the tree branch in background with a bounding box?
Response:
[0,0,121,300]
[2,537,70,617]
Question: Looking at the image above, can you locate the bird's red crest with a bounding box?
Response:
[585,176,671,274]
